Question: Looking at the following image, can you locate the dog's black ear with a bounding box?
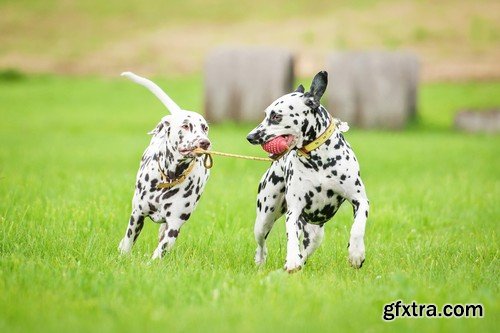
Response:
[310,71,328,102]
[294,84,305,93]
[304,71,328,109]
[148,116,171,136]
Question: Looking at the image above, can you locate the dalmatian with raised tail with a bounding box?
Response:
[246,71,369,272]
[118,72,211,259]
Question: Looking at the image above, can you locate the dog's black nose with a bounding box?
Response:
[198,139,211,150]
[247,132,257,144]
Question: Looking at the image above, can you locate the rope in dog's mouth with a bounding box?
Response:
[192,148,273,169]
[157,149,275,189]
[193,118,337,169]
[158,118,343,190]
[160,120,339,188]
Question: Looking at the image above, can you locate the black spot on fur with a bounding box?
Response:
[168,229,179,238]
[162,188,180,200]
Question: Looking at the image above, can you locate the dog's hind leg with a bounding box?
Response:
[253,164,286,266]
[118,210,145,254]
[302,222,325,261]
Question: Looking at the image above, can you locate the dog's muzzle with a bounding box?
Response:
[198,139,211,150]
[179,139,211,156]
[246,131,263,145]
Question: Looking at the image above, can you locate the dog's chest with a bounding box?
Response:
[290,169,345,224]
[284,139,358,223]
[134,161,209,222]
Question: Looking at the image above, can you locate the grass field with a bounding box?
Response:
[0,75,499,332]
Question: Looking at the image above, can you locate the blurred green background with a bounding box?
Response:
[1,0,499,80]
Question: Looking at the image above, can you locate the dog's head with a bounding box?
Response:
[149,111,211,159]
[246,71,329,158]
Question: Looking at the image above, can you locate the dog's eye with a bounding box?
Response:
[270,113,282,123]
[202,124,208,133]
[181,124,190,131]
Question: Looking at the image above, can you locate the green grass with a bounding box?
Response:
[0,75,499,332]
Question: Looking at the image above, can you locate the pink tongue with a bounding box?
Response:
[262,136,289,155]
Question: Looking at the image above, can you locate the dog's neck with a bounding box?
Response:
[298,106,331,148]
[159,145,194,180]
[149,135,195,180]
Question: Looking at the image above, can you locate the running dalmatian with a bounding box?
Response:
[246,71,369,272]
[118,72,210,259]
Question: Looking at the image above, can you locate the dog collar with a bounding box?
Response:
[297,118,336,158]
[157,160,196,189]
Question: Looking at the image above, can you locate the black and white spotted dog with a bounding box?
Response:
[118,72,210,259]
[246,71,369,272]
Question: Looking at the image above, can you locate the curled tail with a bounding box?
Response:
[121,71,182,115]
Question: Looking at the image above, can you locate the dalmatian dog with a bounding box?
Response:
[246,71,369,272]
[118,72,210,259]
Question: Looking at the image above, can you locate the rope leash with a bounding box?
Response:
[192,148,273,169]
[193,117,337,168]
[156,148,272,189]
[160,118,338,187]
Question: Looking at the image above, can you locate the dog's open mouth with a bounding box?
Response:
[179,147,202,157]
[261,135,295,159]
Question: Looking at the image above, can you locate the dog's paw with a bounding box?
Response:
[118,238,132,255]
[348,239,365,269]
[151,248,164,260]
[284,256,303,273]
[254,246,268,266]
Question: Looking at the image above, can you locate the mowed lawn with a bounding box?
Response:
[0,75,499,332]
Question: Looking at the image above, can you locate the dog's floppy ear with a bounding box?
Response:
[294,84,305,93]
[148,115,171,136]
[304,71,328,109]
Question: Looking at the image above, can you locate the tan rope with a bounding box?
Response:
[156,149,271,189]
[157,121,336,187]
[192,148,273,169]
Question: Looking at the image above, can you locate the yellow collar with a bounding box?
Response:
[297,119,336,158]
[157,160,196,189]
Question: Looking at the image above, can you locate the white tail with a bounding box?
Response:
[121,71,182,115]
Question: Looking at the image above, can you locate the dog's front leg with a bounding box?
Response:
[151,220,184,259]
[253,164,286,266]
[347,196,369,268]
[284,210,304,273]
[118,210,145,254]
